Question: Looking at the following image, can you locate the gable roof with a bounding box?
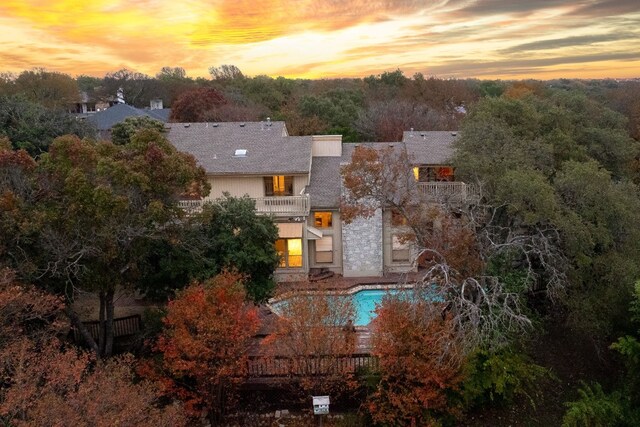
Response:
[87,103,171,130]
[402,131,458,165]
[166,121,313,175]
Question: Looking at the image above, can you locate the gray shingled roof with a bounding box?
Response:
[308,157,342,208]
[402,131,458,165]
[166,122,312,175]
[87,104,171,131]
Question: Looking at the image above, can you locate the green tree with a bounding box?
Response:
[197,195,280,302]
[296,89,364,141]
[0,95,96,155]
[13,68,80,110]
[111,116,166,145]
[137,195,280,303]
[453,93,640,339]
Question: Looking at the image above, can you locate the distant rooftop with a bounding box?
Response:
[87,103,171,131]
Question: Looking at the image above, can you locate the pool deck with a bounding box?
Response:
[275,271,422,295]
[263,272,424,354]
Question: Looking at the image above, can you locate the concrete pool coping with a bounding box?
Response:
[268,282,417,306]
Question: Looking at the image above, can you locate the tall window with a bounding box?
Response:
[315,236,333,263]
[275,238,303,268]
[264,176,293,196]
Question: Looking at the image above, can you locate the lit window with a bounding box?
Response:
[264,176,293,196]
[276,238,303,268]
[314,212,333,228]
[315,236,333,263]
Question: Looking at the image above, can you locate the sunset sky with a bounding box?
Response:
[0,0,638,80]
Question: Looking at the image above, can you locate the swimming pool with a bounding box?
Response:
[271,286,423,327]
[352,288,410,326]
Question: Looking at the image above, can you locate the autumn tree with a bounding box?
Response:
[355,100,449,142]
[169,87,227,122]
[264,289,358,398]
[367,294,465,425]
[0,269,186,426]
[341,144,535,350]
[0,131,209,358]
[144,271,259,423]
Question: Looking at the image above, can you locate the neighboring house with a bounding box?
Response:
[68,91,114,116]
[167,121,475,281]
[86,101,171,139]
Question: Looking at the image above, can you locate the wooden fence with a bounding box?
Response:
[73,314,142,342]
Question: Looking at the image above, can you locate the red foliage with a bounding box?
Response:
[0,269,186,426]
[262,289,358,398]
[144,271,260,420]
[368,296,464,426]
[169,87,227,122]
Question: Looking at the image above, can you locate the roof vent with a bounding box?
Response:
[266,117,271,126]
[234,149,247,157]
[184,123,190,128]
[451,132,457,136]
[239,123,246,127]
[212,123,219,127]
[420,133,425,137]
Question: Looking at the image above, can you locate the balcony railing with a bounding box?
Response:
[179,195,310,217]
[416,181,479,203]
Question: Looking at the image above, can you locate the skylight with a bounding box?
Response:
[234,149,247,157]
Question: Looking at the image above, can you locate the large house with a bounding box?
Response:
[166,121,475,281]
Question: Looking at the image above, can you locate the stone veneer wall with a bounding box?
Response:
[342,209,383,277]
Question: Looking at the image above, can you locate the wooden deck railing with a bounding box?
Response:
[179,195,309,216]
[73,314,142,342]
[416,181,479,203]
[247,354,378,378]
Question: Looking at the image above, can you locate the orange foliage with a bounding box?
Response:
[503,81,545,99]
[263,290,358,397]
[0,269,186,426]
[145,271,260,420]
[419,213,484,278]
[369,296,464,426]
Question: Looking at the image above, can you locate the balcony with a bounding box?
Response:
[416,181,479,204]
[179,195,310,217]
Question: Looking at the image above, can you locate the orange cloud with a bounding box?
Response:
[0,0,637,80]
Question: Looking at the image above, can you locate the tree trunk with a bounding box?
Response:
[98,291,106,355]
[64,307,100,355]
[103,289,115,357]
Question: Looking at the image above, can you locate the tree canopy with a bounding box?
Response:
[0,130,209,357]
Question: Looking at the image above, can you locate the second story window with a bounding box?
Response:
[314,212,333,228]
[413,166,455,182]
[264,176,293,196]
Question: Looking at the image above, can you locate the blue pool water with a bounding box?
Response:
[271,287,442,327]
[353,289,409,326]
